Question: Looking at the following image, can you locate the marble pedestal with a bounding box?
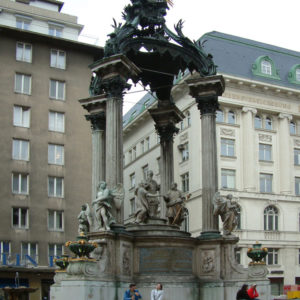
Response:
[51,227,270,300]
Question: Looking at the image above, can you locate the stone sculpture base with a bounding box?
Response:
[51,227,270,300]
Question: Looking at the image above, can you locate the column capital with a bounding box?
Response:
[242,106,257,115]
[185,75,225,115]
[85,111,106,131]
[278,113,293,121]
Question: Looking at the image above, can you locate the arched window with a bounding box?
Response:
[216,110,224,123]
[228,111,235,124]
[236,205,241,230]
[290,121,296,135]
[261,60,272,75]
[186,111,191,127]
[296,68,300,82]
[254,115,262,129]
[265,117,272,130]
[264,206,278,231]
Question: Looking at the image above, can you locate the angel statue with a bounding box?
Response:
[77,203,92,235]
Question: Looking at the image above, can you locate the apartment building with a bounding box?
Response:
[123,31,300,296]
[0,1,101,299]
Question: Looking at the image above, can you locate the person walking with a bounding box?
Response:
[124,283,142,300]
[151,283,164,300]
[236,284,251,300]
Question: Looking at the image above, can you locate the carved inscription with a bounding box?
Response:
[220,128,235,137]
[139,247,192,274]
[259,134,272,143]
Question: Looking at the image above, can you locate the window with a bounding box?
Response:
[299,249,300,265]
[12,139,29,161]
[16,17,31,30]
[295,149,300,165]
[50,80,65,100]
[12,208,28,228]
[48,144,64,165]
[50,49,66,69]
[259,143,272,161]
[295,177,300,195]
[265,117,272,130]
[140,140,145,153]
[49,25,63,37]
[261,60,272,75]
[48,176,64,197]
[13,106,30,127]
[132,146,136,160]
[260,173,272,193]
[221,169,235,189]
[21,242,38,263]
[187,111,191,127]
[221,138,235,157]
[266,248,278,265]
[180,120,184,131]
[228,111,235,124]
[49,112,64,132]
[234,247,241,264]
[254,115,262,129]
[49,244,63,262]
[297,68,300,82]
[181,210,189,232]
[130,198,135,214]
[181,172,189,193]
[216,110,224,122]
[15,73,31,94]
[16,42,32,63]
[179,143,189,161]
[12,173,28,194]
[130,173,136,189]
[236,205,241,230]
[145,137,150,151]
[142,165,149,180]
[264,206,278,231]
[48,210,64,231]
[290,121,296,134]
[0,241,10,260]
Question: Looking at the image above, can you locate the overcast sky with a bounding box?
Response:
[61,0,300,113]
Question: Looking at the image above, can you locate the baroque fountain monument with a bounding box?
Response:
[50,1,271,299]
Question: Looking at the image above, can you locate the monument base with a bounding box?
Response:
[51,226,270,300]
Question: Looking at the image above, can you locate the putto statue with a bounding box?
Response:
[92,181,116,231]
[213,192,239,235]
[163,182,187,226]
[77,204,91,235]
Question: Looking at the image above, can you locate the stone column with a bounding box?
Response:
[186,76,225,238]
[149,105,184,217]
[85,112,106,200]
[90,55,140,223]
[278,113,292,194]
[241,107,257,192]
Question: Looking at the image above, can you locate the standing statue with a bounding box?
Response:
[213,192,238,235]
[77,204,92,235]
[163,182,187,226]
[92,181,116,231]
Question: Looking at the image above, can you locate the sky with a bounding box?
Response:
[61,0,300,113]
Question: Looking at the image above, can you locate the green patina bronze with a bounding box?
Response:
[89,0,217,103]
[54,254,69,270]
[66,234,98,259]
[247,242,268,265]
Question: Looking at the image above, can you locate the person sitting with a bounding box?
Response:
[247,284,260,299]
[124,283,142,300]
[151,283,164,300]
[236,284,251,300]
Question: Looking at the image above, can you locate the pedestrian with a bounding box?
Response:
[236,284,251,300]
[247,284,260,299]
[124,283,142,300]
[151,283,164,300]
